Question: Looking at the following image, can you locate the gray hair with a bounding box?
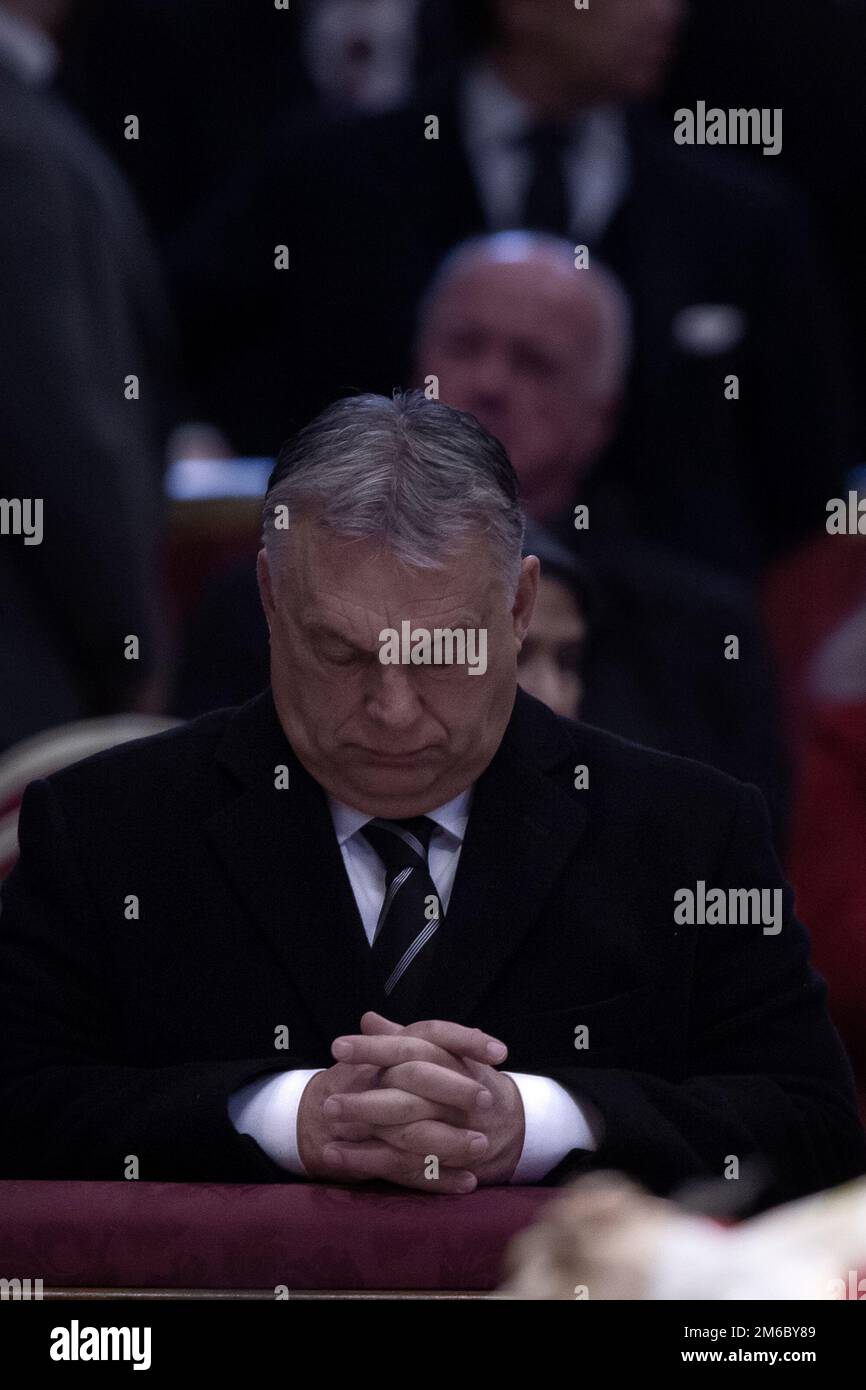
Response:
[263,391,526,592]
[416,231,633,398]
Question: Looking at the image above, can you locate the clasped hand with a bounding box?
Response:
[297,1011,525,1192]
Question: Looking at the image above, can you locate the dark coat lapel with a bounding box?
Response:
[417,690,589,1023]
[205,691,377,1042]
[205,688,589,1035]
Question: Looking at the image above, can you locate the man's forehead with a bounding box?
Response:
[430,262,601,346]
[439,256,592,307]
[285,523,500,616]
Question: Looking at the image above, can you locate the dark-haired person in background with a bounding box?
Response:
[515,525,589,723]
[1,392,862,1204]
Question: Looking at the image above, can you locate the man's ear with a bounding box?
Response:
[256,548,274,634]
[513,555,540,648]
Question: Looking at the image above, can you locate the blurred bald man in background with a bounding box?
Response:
[414,233,790,837]
[415,234,631,530]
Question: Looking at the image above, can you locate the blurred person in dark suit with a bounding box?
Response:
[0,0,175,751]
[173,0,848,579]
[299,0,447,115]
[58,0,311,245]
[661,0,866,458]
[1,392,862,1203]
[415,234,791,834]
[59,0,458,245]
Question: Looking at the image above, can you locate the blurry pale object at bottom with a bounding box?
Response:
[499,1172,866,1300]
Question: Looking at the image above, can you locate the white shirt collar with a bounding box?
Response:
[458,63,629,242]
[0,6,58,86]
[328,783,474,848]
[461,62,619,147]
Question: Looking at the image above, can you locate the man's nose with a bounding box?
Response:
[366,663,423,728]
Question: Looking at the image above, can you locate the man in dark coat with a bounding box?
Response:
[1,393,862,1205]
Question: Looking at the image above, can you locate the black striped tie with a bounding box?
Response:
[361,816,441,1019]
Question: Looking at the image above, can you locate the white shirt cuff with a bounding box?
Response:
[506,1072,598,1183]
[229,1068,596,1184]
[228,1069,325,1175]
